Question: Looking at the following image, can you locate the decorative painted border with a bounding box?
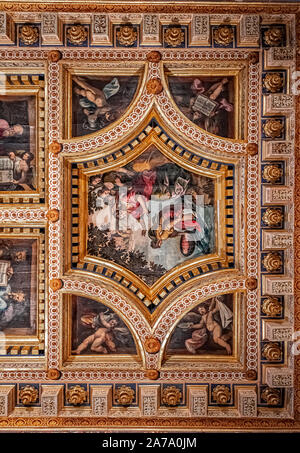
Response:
[0,6,297,430]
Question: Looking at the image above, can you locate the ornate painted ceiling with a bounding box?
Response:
[0,0,299,433]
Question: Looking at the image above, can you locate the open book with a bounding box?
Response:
[0,157,13,183]
[192,94,219,117]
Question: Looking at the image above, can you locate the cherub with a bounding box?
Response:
[72,309,130,355]
[178,296,233,355]
[73,76,120,109]
[73,76,120,129]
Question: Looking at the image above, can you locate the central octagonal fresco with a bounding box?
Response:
[87,146,215,286]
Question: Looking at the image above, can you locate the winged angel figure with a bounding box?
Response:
[177,296,233,355]
[72,309,132,354]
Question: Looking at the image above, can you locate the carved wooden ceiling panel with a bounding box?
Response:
[0,0,299,433]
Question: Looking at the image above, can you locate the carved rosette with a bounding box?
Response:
[66,25,88,45]
[246,369,257,381]
[262,296,282,317]
[48,50,62,62]
[264,27,284,47]
[47,369,61,380]
[164,27,184,47]
[262,208,284,227]
[19,386,38,406]
[261,387,281,405]
[262,252,282,272]
[245,277,257,290]
[146,51,162,63]
[213,26,234,46]
[162,386,182,407]
[263,119,284,138]
[262,342,282,361]
[49,278,63,292]
[249,52,259,64]
[46,208,59,222]
[116,25,137,46]
[262,165,283,183]
[212,385,231,404]
[49,141,62,155]
[146,78,163,95]
[146,370,160,380]
[144,337,161,354]
[263,72,284,93]
[246,143,258,156]
[19,25,39,45]
[66,385,87,406]
[114,386,135,406]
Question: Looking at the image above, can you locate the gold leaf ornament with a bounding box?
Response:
[66,385,87,406]
[162,386,182,406]
[116,25,137,46]
[19,386,39,405]
[262,296,282,316]
[262,208,284,227]
[263,72,283,93]
[262,252,282,272]
[263,119,284,138]
[164,27,184,47]
[114,386,135,406]
[20,25,39,45]
[213,25,234,46]
[66,25,88,45]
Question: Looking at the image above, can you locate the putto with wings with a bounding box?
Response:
[175,296,233,355]
[72,308,134,355]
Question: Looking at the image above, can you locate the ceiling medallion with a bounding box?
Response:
[114,386,135,406]
[262,342,282,361]
[47,369,62,380]
[46,208,59,223]
[263,119,284,138]
[146,78,163,94]
[262,164,283,183]
[19,386,39,406]
[146,370,160,380]
[246,369,257,380]
[116,25,137,46]
[19,25,39,45]
[66,25,88,45]
[162,386,182,406]
[146,51,162,63]
[213,25,234,46]
[264,27,283,47]
[263,72,284,93]
[262,208,284,227]
[245,277,258,290]
[262,296,283,316]
[246,143,258,156]
[49,141,62,155]
[144,337,161,354]
[49,278,63,292]
[164,27,184,47]
[48,50,62,63]
[262,252,282,273]
[66,385,87,406]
